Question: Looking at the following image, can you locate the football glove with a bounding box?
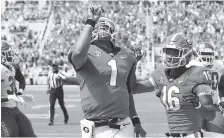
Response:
[218,102,224,114]
[16,89,23,96]
[16,92,22,96]
[133,46,144,61]
[89,6,103,22]
[134,123,147,137]
[182,94,200,108]
[8,95,25,104]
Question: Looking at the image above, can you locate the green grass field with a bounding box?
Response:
[19,85,169,137]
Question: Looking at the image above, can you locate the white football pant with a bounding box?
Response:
[81,117,134,138]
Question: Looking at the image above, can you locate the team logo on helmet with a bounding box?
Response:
[186,39,192,45]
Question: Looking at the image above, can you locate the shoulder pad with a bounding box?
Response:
[121,47,135,55]
[121,47,136,63]
[189,66,212,85]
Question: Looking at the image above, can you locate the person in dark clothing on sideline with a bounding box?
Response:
[47,62,69,126]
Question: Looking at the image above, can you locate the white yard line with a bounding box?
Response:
[64,99,81,102]
[26,114,59,119]
[32,104,77,109]
[67,94,80,98]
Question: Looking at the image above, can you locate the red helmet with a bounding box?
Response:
[91,17,116,45]
[196,42,214,67]
[1,41,14,64]
[162,33,194,68]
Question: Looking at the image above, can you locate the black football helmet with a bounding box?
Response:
[162,33,194,68]
[91,17,116,45]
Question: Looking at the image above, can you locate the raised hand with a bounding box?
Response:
[89,5,103,22]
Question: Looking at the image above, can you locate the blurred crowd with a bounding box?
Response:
[1,0,224,82]
[43,1,224,79]
[2,0,49,22]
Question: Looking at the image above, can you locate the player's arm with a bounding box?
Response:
[132,77,158,94]
[58,72,67,81]
[218,74,224,100]
[67,7,102,70]
[15,68,26,95]
[126,63,139,119]
[47,72,51,90]
[218,74,224,113]
[193,84,216,121]
[127,63,147,137]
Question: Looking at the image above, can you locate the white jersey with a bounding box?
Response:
[1,64,17,107]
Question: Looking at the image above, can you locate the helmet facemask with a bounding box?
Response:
[162,47,192,68]
[198,50,214,67]
[91,17,116,45]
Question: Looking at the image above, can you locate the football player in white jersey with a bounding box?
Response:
[1,41,36,137]
[196,42,224,134]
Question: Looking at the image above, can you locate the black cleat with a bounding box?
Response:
[64,118,69,124]
[48,121,54,126]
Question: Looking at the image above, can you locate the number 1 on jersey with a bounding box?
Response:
[108,60,117,86]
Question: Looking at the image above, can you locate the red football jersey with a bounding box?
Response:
[210,65,224,104]
[75,45,137,119]
[151,66,212,133]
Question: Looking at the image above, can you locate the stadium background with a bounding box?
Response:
[2,0,224,84]
[1,0,224,137]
